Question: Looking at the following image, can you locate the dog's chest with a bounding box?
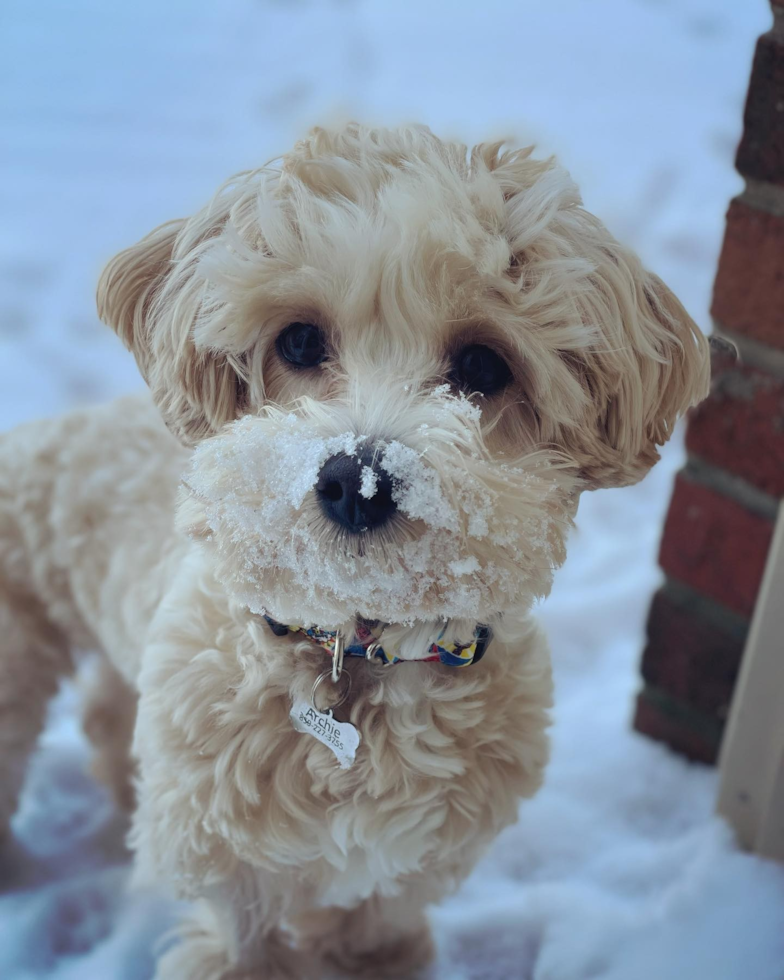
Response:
[255,673,481,904]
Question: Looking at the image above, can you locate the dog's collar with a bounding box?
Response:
[263,615,492,668]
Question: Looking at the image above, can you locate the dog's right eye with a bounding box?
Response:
[276,322,327,368]
[450,344,512,397]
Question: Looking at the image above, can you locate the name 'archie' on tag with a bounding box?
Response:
[299,705,345,748]
[289,698,361,770]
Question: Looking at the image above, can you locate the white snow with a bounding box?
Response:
[379,439,458,531]
[2,0,783,977]
[358,465,379,500]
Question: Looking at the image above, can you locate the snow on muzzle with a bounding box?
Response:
[178,385,577,628]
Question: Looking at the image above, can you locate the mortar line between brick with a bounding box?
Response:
[682,455,781,522]
[711,321,784,381]
[660,577,751,639]
[637,685,726,740]
[741,179,784,218]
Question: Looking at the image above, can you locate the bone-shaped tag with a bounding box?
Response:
[290,700,360,770]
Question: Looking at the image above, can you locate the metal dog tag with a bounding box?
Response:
[290,700,360,770]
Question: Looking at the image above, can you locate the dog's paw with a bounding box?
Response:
[155,941,311,980]
[323,924,435,980]
[154,906,315,980]
[153,926,229,980]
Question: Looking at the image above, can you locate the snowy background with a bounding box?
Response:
[2,0,784,977]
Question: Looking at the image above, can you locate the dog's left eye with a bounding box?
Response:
[276,322,327,368]
[450,344,512,397]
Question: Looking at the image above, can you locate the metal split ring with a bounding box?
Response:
[311,666,352,712]
[332,631,345,683]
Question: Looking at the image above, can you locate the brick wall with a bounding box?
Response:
[634,2,784,764]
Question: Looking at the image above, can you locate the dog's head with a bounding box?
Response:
[98,124,709,640]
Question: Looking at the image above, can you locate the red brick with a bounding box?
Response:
[736,32,784,186]
[633,688,722,765]
[659,476,774,618]
[641,587,747,720]
[711,199,784,351]
[686,362,784,497]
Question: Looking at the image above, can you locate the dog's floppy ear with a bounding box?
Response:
[564,251,711,489]
[486,147,709,490]
[97,216,248,444]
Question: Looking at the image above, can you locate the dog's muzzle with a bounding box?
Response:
[316,449,396,533]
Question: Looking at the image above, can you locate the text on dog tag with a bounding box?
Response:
[289,700,360,770]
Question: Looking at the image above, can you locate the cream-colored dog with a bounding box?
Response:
[0,124,710,979]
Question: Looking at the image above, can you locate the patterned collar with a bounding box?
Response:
[263,615,492,668]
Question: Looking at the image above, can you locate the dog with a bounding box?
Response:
[0,123,710,979]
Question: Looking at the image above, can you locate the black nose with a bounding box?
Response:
[316,451,396,533]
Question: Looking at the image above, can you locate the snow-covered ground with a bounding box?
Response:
[2,0,783,977]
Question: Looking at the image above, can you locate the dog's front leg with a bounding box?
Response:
[152,871,316,980]
[133,726,317,980]
[295,887,436,979]
[130,579,319,980]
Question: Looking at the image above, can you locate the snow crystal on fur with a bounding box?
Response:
[181,386,576,628]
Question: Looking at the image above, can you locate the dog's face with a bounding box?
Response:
[98,124,709,637]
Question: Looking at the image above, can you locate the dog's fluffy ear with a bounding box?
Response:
[563,252,710,489]
[486,147,710,490]
[97,217,247,444]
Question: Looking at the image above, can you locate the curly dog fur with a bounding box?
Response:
[0,123,709,978]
